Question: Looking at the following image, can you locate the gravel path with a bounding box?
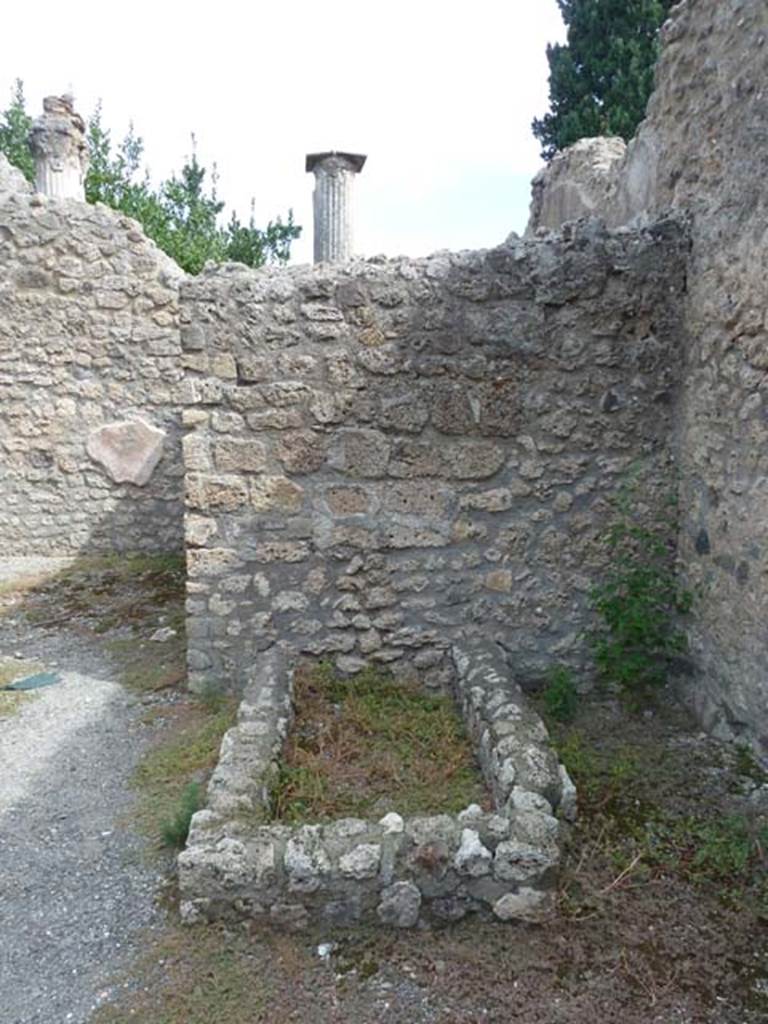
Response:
[0,561,164,1024]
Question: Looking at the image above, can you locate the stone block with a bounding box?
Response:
[378,392,431,434]
[186,547,241,577]
[382,482,451,516]
[493,840,558,883]
[431,382,476,434]
[251,476,304,512]
[285,828,331,893]
[492,888,554,923]
[444,442,506,480]
[86,418,165,486]
[382,523,449,549]
[186,473,249,511]
[186,514,218,547]
[323,485,371,515]
[387,440,442,479]
[330,429,391,477]
[454,829,493,877]
[338,844,382,880]
[182,434,211,471]
[252,541,310,564]
[460,488,514,512]
[376,881,421,928]
[213,439,267,473]
[278,431,328,473]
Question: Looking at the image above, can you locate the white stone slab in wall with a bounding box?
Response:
[86,419,165,486]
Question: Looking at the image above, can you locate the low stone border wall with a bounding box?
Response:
[178,642,576,929]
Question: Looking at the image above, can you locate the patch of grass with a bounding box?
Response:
[92,926,271,1024]
[734,743,768,787]
[108,631,187,694]
[161,782,203,849]
[22,552,186,636]
[271,662,489,822]
[0,656,43,687]
[132,699,236,846]
[0,690,30,717]
[553,720,768,920]
[643,814,768,886]
[543,664,578,722]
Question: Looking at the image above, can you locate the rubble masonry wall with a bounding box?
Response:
[0,186,185,553]
[181,224,687,693]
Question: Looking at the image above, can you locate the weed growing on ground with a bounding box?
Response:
[733,743,768,787]
[132,699,236,847]
[271,662,489,822]
[553,718,768,919]
[590,483,691,704]
[161,782,203,848]
[543,664,578,722]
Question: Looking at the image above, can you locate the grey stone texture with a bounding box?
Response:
[178,643,572,929]
[0,189,185,553]
[641,0,768,757]
[522,0,768,758]
[526,137,627,235]
[180,226,687,694]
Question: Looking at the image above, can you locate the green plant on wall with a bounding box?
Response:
[590,479,691,702]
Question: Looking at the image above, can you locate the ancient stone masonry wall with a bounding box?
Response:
[0,189,186,554]
[619,0,768,754]
[181,222,687,693]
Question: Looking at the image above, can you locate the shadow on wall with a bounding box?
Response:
[0,142,188,560]
[0,414,185,557]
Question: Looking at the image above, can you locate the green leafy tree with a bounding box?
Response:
[533,0,674,160]
[1,85,300,273]
[0,79,34,181]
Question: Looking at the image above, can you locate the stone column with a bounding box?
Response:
[29,95,89,200]
[305,151,366,263]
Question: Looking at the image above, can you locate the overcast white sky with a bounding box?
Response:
[1,1,566,264]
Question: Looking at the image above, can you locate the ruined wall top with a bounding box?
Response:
[525,137,626,236]
[527,0,768,233]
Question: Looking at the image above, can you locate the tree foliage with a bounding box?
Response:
[533,0,674,160]
[0,79,34,182]
[0,85,300,274]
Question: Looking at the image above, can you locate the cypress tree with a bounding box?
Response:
[533,0,674,160]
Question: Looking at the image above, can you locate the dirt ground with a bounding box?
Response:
[2,558,766,1024]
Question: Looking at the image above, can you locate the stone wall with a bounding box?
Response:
[525,137,627,236]
[521,0,768,758]
[620,0,768,754]
[0,187,185,554]
[181,223,687,693]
